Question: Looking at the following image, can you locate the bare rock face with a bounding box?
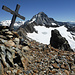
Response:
[17,22,38,39]
[50,29,73,51]
[29,12,58,26]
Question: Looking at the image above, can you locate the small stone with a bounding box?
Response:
[51,60,55,63]
[65,65,69,70]
[0,35,7,39]
[0,61,3,75]
[48,66,53,70]
[21,57,28,71]
[0,39,7,44]
[13,38,20,47]
[61,64,65,69]
[28,73,31,75]
[4,40,15,47]
[6,51,14,67]
[12,69,17,74]
[14,63,18,68]
[64,70,70,75]
[71,65,75,73]
[2,29,9,32]
[71,66,75,69]
[70,73,75,75]
[26,70,31,74]
[33,73,36,75]
[49,55,52,59]
[62,63,69,70]
[22,46,30,52]
[0,39,4,44]
[52,63,59,69]
[35,60,40,63]
[33,69,38,73]
[6,35,13,39]
[4,26,9,29]
[5,31,13,35]
[0,45,6,53]
[7,70,11,74]
[1,54,9,67]
[12,31,19,38]
[17,69,22,74]
[50,69,57,74]
[56,59,63,63]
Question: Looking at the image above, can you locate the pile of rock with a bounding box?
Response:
[0,26,29,75]
[0,26,75,75]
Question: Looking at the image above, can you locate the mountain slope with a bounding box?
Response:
[0,26,75,75]
[17,12,75,51]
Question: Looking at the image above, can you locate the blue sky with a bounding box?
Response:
[0,0,75,22]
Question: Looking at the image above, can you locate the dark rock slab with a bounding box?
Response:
[50,29,73,51]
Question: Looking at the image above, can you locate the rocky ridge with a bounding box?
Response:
[17,22,38,34]
[0,26,75,75]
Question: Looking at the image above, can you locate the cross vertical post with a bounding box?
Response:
[9,4,20,31]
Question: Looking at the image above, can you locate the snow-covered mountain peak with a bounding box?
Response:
[28,12,57,26]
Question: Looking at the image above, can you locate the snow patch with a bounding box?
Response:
[51,23,56,25]
[29,18,36,24]
[36,15,37,17]
[38,14,41,17]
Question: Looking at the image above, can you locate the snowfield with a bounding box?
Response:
[27,25,75,51]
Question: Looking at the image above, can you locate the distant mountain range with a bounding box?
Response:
[0,20,25,30]
[0,12,75,31]
[28,12,75,27]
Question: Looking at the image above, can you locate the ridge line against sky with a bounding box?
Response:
[0,0,75,22]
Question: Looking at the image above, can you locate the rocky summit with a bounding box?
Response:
[0,26,75,75]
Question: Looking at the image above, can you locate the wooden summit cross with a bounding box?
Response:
[2,4,25,31]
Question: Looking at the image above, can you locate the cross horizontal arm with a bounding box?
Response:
[2,5,14,14]
[2,5,25,20]
[17,13,25,20]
